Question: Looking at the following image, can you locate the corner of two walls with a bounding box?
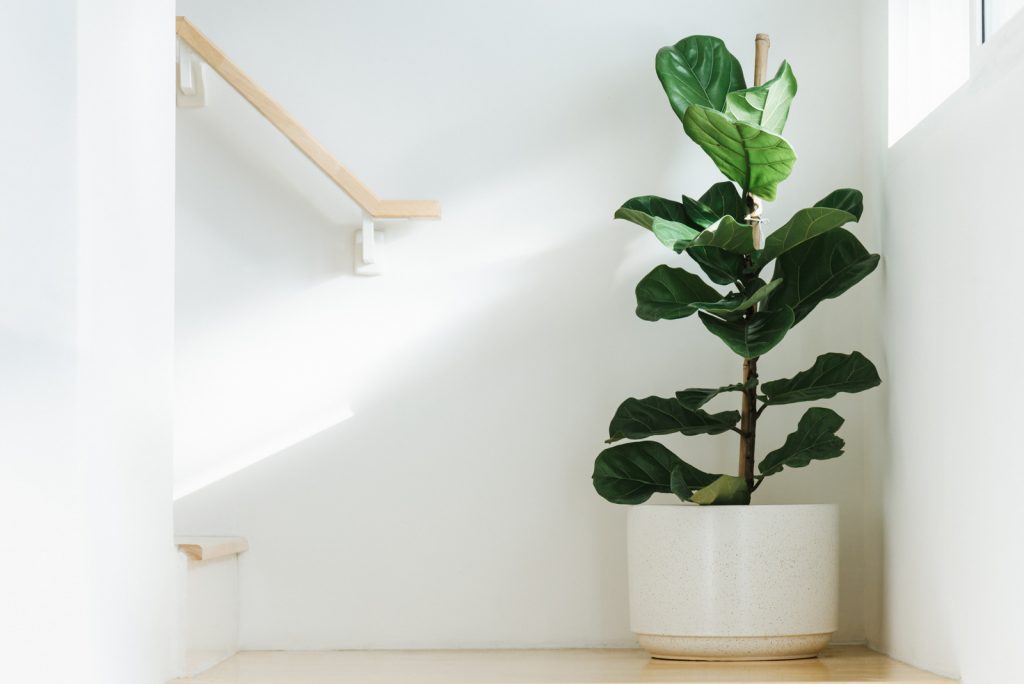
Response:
[858,0,890,655]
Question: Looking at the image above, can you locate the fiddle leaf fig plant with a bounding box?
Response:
[592,35,881,506]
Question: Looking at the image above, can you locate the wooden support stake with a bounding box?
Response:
[754,33,771,88]
[738,34,771,489]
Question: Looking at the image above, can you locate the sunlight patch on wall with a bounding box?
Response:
[172,235,538,499]
[174,401,354,500]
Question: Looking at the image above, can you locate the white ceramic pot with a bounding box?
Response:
[627,503,838,661]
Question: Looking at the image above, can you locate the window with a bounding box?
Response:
[888,0,971,145]
[983,0,1024,40]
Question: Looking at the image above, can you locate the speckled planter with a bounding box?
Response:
[627,503,838,661]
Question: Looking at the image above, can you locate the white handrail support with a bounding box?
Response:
[354,213,384,276]
[362,212,376,265]
[179,42,195,95]
[176,38,206,108]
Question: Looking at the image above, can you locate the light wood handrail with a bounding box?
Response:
[176,16,440,220]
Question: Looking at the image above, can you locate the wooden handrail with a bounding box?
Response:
[176,16,440,220]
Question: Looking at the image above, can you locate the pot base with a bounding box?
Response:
[636,632,832,661]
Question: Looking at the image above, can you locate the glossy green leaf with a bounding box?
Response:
[687,215,757,255]
[682,106,796,200]
[655,36,745,120]
[815,188,864,221]
[675,379,754,410]
[759,407,845,476]
[680,182,748,231]
[615,196,692,230]
[669,465,694,501]
[689,474,751,505]
[651,218,700,250]
[635,265,719,320]
[635,266,779,321]
[607,395,740,442]
[699,279,782,318]
[688,247,747,285]
[698,181,747,222]
[761,351,881,405]
[725,61,798,134]
[677,183,749,283]
[754,207,856,267]
[670,462,720,502]
[681,196,720,229]
[698,306,795,358]
[762,228,880,325]
[592,441,679,504]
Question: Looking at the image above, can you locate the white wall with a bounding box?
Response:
[174,0,877,648]
[180,553,242,675]
[869,3,1024,682]
[0,4,84,680]
[0,2,177,682]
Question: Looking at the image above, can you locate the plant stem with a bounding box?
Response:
[738,353,758,488]
[737,192,763,488]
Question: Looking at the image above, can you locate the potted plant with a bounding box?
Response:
[592,34,881,661]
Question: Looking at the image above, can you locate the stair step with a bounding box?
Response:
[176,536,249,562]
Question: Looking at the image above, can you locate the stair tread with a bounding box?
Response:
[176,536,249,561]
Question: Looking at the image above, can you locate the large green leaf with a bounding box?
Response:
[689,474,751,505]
[651,218,701,250]
[615,196,691,230]
[754,207,856,267]
[683,106,796,200]
[761,351,881,405]
[815,188,864,221]
[681,195,720,229]
[615,198,701,249]
[688,247,747,285]
[676,379,754,410]
[698,306,795,358]
[655,36,745,121]
[699,279,782,318]
[680,182,747,232]
[670,462,720,502]
[725,61,798,134]
[698,181,747,222]
[762,228,880,325]
[635,266,779,321]
[607,395,740,442]
[759,407,845,476]
[635,265,721,320]
[670,465,694,501]
[678,183,748,284]
[593,441,680,504]
[686,215,757,255]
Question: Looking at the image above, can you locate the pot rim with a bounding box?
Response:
[633,502,837,510]
[630,499,839,509]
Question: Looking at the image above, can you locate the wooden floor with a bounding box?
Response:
[173,645,954,683]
